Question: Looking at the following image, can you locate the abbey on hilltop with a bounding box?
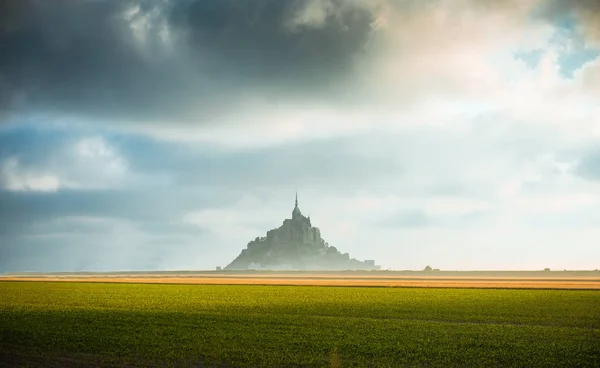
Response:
[225,194,380,271]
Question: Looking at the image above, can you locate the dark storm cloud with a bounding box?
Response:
[0,0,148,118]
[0,0,375,124]
[171,0,373,84]
[536,0,600,41]
[537,0,600,20]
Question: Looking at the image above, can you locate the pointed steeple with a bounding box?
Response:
[292,191,302,219]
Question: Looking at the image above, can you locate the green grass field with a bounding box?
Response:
[1,282,599,367]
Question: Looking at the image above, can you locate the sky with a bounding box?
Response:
[1,0,600,272]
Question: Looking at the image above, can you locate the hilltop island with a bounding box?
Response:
[225,194,380,271]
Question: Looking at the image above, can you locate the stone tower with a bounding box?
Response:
[292,192,302,220]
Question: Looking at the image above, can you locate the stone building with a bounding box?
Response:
[225,194,380,271]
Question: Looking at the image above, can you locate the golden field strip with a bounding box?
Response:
[2,272,599,289]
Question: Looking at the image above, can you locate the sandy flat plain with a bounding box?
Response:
[2,272,600,289]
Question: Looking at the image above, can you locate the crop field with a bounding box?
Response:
[1,282,599,367]
[4,270,599,289]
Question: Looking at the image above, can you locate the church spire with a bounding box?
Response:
[292,191,302,219]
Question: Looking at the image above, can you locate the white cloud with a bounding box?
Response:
[0,157,62,192]
[70,137,129,187]
[423,198,491,216]
[0,136,131,192]
[286,0,334,30]
[513,193,598,213]
[122,1,174,57]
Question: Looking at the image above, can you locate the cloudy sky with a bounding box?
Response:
[1,0,599,272]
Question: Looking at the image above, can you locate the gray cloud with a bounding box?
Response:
[537,0,600,44]
[0,187,227,226]
[0,0,375,124]
[378,208,492,229]
[3,0,597,127]
[576,148,600,180]
[0,188,220,272]
[0,125,406,192]
[379,210,432,228]
[0,231,208,272]
[169,142,403,188]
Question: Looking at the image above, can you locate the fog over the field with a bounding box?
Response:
[1,0,600,272]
